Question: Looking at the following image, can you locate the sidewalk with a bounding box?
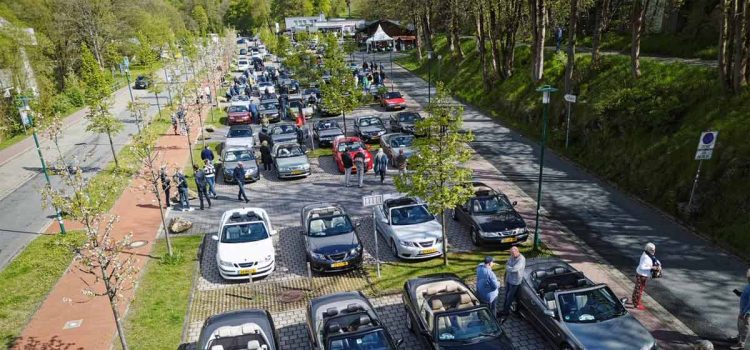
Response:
[11,101,204,350]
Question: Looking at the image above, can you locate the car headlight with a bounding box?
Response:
[264,254,273,262]
[399,240,414,247]
[349,247,359,255]
[219,260,234,267]
[302,163,310,170]
[279,167,290,172]
[377,130,385,135]
[435,237,443,244]
[311,252,327,260]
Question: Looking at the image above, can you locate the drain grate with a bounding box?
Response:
[278,289,305,303]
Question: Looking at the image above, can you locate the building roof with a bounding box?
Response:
[359,20,415,38]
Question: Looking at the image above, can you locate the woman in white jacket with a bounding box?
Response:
[632,242,662,310]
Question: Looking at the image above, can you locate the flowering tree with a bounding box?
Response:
[86,99,124,168]
[127,98,149,133]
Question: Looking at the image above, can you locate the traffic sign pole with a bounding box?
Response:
[563,94,576,149]
[687,160,703,211]
[688,131,718,212]
[373,208,380,278]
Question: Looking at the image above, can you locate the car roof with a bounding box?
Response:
[229,124,252,130]
[198,308,276,349]
[301,203,348,226]
[224,146,252,152]
[384,197,418,210]
[309,292,380,335]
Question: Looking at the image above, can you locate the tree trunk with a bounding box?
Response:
[488,5,502,79]
[414,14,424,60]
[450,0,464,59]
[155,182,173,256]
[107,131,119,168]
[499,0,523,80]
[592,0,610,68]
[529,0,547,82]
[476,0,490,90]
[154,91,162,120]
[731,0,748,92]
[103,269,129,350]
[565,0,579,95]
[442,212,448,266]
[422,6,434,52]
[630,0,649,79]
[719,0,731,90]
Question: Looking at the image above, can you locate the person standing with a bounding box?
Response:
[555,26,564,52]
[395,149,407,177]
[171,114,178,135]
[174,168,190,211]
[632,242,662,310]
[342,151,354,187]
[374,148,388,184]
[232,163,249,203]
[379,70,386,85]
[260,140,273,171]
[203,160,217,198]
[193,165,211,210]
[730,269,750,349]
[159,166,171,208]
[354,151,366,188]
[200,145,214,164]
[476,256,500,316]
[501,246,526,319]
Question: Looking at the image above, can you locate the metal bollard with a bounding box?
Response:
[307,262,313,291]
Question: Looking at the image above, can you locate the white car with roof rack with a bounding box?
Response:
[213,208,277,280]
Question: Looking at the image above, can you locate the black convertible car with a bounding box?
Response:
[306,292,402,350]
[193,308,280,350]
[402,274,514,350]
[452,182,528,246]
[300,203,363,273]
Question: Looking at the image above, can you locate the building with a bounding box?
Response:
[285,14,365,36]
[358,20,416,52]
[284,14,327,33]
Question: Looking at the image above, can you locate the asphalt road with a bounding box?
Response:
[355,51,747,343]
[0,66,192,269]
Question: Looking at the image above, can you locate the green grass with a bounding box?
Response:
[123,235,202,350]
[0,232,85,348]
[397,35,750,256]
[0,133,30,152]
[365,244,551,295]
[578,32,718,60]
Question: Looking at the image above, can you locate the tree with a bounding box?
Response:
[449,0,465,59]
[52,0,117,67]
[564,0,580,96]
[394,83,474,266]
[529,0,548,82]
[224,0,255,35]
[136,32,157,68]
[591,0,611,68]
[474,0,490,90]
[319,44,362,135]
[147,72,164,119]
[718,0,750,92]
[192,5,210,36]
[630,0,650,79]
[127,98,149,133]
[86,99,124,168]
[79,44,112,105]
[497,0,524,79]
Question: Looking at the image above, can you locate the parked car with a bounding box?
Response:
[380,91,406,110]
[272,143,310,179]
[300,203,363,272]
[258,102,280,123]
[374,196,443,260]
[133,75,150,89]
[389,111,424,134]
[313,119,344,147]
[212,208,276,280]
[289,98,314,119]
[258,81,275,94]
[224,125,255,149]
[194,308,280,350]
[332,136,373,173]
[380,133,416,167]
[516,257,657,350]
[402,274,515,350]
[354,116,387,143]
[237,59,250,72]
[227,105,252,125]
[229,95,252,111]
[452,182,528,246]
[221,147,260,183]
[306,292,402,350]
[260,123,299,147]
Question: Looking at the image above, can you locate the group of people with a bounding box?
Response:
[356,60,387,94]
[475,247,525,323]
[339,148,408,188]
[158,146,219,211]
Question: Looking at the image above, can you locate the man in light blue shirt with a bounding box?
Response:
[476,256,499,316]
[502,246,526,319]
[730,269,750,349]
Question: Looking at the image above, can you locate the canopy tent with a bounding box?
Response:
[365,25,394,52]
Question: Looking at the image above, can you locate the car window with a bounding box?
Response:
[390,205,433,225]
[398,113,420,122]
[307,215,353,237]
[228,105,248,113]
[221,222,268,243]
[358,118,382,127]
[224,150,254,162]
[272,125,295,135]
[318,121,338,130]
[385,92,402,99]
[557,286,627,323]
[389,136,414,148]
[261,103,277,110]
[328,329,393,350]
[238,60,248,65]
[435,308,500,342]
[338,141,364,153]
[228,128,253,138]
[471,196,513,215]
[276,145,303,158]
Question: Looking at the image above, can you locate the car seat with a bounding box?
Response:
[330,216,346,228]
[309,220,326,235]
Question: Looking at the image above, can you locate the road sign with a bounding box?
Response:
[123,56,130,70]
[362,194,383,207]
[694,131,718,160]
[564,94,577,103]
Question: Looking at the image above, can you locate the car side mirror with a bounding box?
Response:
[271,229,278,236]
[302,146,308,154]
[211,235,219,241]
[512,201,518,206]
[543,309,556,318]
[355,220,362,228]
[394,339,404,348]
[620,297,628,306]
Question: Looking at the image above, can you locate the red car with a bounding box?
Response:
[380,91,406,110]
[332,136,374,173]
[227,105,252,125]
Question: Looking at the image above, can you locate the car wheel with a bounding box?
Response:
[560,344,573,350]
[405,309,414,333]
[470,227,480,246]
[390,239,399,258]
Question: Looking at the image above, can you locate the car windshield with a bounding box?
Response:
[358,118,383,128]
[206,335,270,350]
[221,222,268,243]
[390,205,433,225]
[385,92,402,99]
[471,196,513,215]
[233,95,250,101]
[228,105,248,113]
[318,121,339,130]
[290,101,302,109]
[557,286,628,323]
[338,141,364,153]
[136,76,146,81]
[328,329,393,350]
[436,308,501,342]
[389,136,414,148]
[272,125,295,135]
[261,103,277,110]
[238,60,248,65]
[308,215,353,237]
[228,128,253,138]
[276,145,304,158]
[224,150,254,162]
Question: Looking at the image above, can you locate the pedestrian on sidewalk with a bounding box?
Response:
[193,165,211,210]
[476,256,500,316]
[203,160,217,198]
[160,166,171,208]
[555,26,564,52]
[171,114,178,135]
[260,140,273,171]
[729,269,750,349]
[501,246,525,320]
[632,242,662,310]
[200,145,214,164]
[174,168,190,211]
[395,149,407,177]
[232,163,249,203]
[379,70,386,85]
[354,150,366,188]
[342,151,354,187]
[374,148,388,184]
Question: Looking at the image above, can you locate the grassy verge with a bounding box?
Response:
[0,232,85,348]
[123,235,202,350]
[577,32,717,60]
[365,244,550,295]
[397,36,750,256]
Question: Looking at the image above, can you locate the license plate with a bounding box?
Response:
[420,248,438,254]
[331,261,349,268]
[501,237,518,243]
[290,170,303,175]
[239,268,257,275]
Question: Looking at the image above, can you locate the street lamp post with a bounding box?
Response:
[389,46,394,92]
[533,85,557,251]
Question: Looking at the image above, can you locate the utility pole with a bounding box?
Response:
[533,85,557,251]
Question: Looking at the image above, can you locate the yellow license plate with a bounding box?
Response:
[420,248,438,254]
[501,237,518,243]
[331,261,349,268]
[290,170,304,174]
[239,268,257,275]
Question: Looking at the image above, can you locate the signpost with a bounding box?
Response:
[563,94,577,149]
[362,193,384,278]
[688,131,718,210]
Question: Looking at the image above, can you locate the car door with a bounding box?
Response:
[389,115,398,131]
[456,199,471,225]
[374,205,392,243]
[523,282,561,341]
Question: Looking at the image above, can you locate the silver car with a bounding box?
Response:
[354,115,387,143]
[374,196,444,260]
[380,133,416,167]
[516,258,657,350]
[221,147,260,183]
[272,143,310,179]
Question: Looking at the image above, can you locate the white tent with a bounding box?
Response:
[365,25,394,51]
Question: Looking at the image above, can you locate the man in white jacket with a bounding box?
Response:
[632,242,661,310]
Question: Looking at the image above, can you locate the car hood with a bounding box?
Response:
[391,146,415,158]
[225,137,254,148]
[384,97,405,104]
[308,232,358,253]
[391,220,442,241]
[259,108,278,114]
[275,156,308,167]
[271,133,297,143]
[217,238,274,263]
[360,125,385,133]
[474,213,525,232]
[318,128,344,137]
[228,111,250,117]
[439,333,514,350]
[223,160,258,172]
[566,314,655,350]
